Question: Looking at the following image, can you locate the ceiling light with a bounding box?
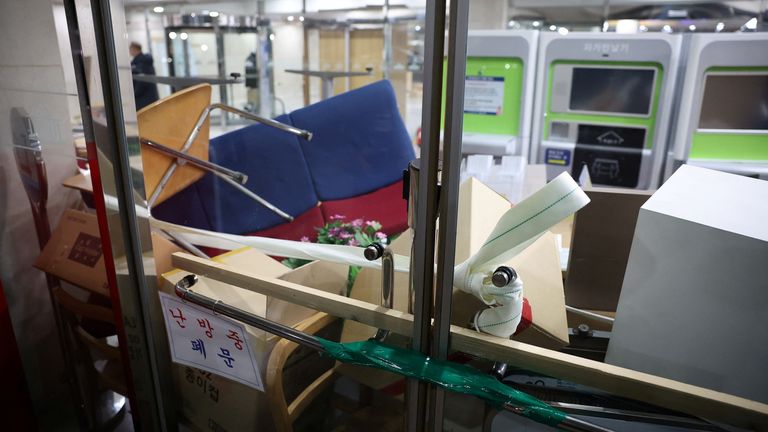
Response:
[180,32,188,40]
[745,17,757,30]
[688,24,696,31]
[200,44,208,52]
[269,33,275,41]
[287,15,295,22]
[299,16,305,22]
[168,31,177,39]
[532,21,541,27]
[662,24,673,33]
[557,27,569,35]
[152,6,164,13]
[209,11,219,18]
[549,25,557,31]
[616,19,639,33]
[715,22,725,32]
[414,25,421,31]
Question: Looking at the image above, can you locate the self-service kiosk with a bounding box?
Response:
[450,30,538,158]
[531,33,681,189]
[667,33,768,180]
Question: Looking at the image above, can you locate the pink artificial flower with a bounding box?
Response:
[365,220,377,227]
[348,238,359,247]
[300,236,310,242]
[330,214,345,221]
[375,232,387,239]
[351,218,364,228]
[339,231,352,239]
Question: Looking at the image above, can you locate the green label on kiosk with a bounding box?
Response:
[442,57,523,136]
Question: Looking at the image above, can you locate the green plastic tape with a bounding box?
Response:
[317,338,567,427]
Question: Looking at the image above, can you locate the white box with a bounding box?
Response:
[606,165,768,403]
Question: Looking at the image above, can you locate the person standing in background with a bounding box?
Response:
[244,51,260,113]
[129,41,159,110]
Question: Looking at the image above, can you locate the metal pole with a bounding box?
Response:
[407,0,446,430]
[87,0,177,428]
[175,275,326,352]
[321,77,334,99]
[215,24,227,126]
[140,139,248,184]
[144,8,153,57]
[428,0,469,430]
[302,0,310,106]
[344,27,351,91]
[383,0,392,81]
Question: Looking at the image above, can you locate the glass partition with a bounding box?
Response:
[3,0,768,431]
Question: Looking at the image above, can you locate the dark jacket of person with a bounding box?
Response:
[131,53,160,110]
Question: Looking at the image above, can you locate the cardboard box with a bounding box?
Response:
[161,248,349,432]
[35,209,109,297]
[339,177,570,389]
[565,187,652,311]
[606,165,768,404]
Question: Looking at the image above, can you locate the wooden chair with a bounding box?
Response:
[266,312,340,432]
[52,286,127,398]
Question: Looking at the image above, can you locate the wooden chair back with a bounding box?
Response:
[266,312,340,432]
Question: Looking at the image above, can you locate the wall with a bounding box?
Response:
[469,0,508,30]
[269,23,305,113]
[0,0,81,427]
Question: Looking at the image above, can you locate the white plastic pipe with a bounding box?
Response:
[106,172,588,339]
[453,173,590,338]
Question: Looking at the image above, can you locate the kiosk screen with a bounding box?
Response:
[699,74,768,131]
[569,67,655,115]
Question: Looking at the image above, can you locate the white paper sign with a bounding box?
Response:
[159,291,264,391]
[464,76,505,116]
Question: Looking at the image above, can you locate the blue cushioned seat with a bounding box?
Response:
[198,114,319,234]
[152,178,215,231]
[289,80,415,201]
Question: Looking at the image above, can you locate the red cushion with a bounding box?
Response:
[196,206,326,258]
[320,180,408,236]
[251,205,325,242]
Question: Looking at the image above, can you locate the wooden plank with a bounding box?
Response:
[171,252,768,431]
[137,84,212,205]
[172,252,413,338]
[451,328,768,431]
[62,172,93,193]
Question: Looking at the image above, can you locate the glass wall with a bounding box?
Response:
[2,0,767,431]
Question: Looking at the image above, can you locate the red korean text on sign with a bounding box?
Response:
[226,329,244,350]
[198,318,214,338]
[169,307,186,328]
